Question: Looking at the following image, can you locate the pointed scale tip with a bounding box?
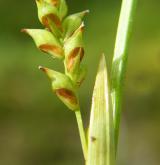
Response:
[101,53,106,61]
[84,9,90,14]
[38,66,55,80]
[21,29,27,33]
[21,29,32,36]
[78,22,85,32]
[78,9,90,19]
[38,66,47,72]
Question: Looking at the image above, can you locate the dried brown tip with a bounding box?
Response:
[83,9,90,15]
[39,66,47,72]
[21,29,28,33]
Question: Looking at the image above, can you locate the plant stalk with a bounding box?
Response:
[111,0,138,152]
[75,109,87,161]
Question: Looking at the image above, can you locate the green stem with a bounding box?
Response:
[111,0,137,152]
[75,109,88,161]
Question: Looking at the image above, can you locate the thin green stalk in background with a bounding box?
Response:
[111,0,138,151]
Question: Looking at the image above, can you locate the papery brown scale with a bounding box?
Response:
[42,14,62,30]
[56,88,78,104]
[67,47,84,71]
[39,44,64,57]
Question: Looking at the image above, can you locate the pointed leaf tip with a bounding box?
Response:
[85,9,90,14]
[98,53,106,70]
[87,54,115,165]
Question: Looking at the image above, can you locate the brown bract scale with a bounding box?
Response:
[42,14,62,30]
[56,88,78,104]
[39,44,64,57]
[67,47,84,71]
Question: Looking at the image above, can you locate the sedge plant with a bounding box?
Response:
[22,0,137,164]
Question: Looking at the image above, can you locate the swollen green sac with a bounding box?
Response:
[22,0,88,111]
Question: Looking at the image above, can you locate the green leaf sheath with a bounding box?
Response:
[88,55,115,165]
[111,0,138,151]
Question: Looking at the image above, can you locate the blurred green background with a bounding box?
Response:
[0,0,160,164]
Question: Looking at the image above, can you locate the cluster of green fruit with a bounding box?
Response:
[22,0,89,111]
